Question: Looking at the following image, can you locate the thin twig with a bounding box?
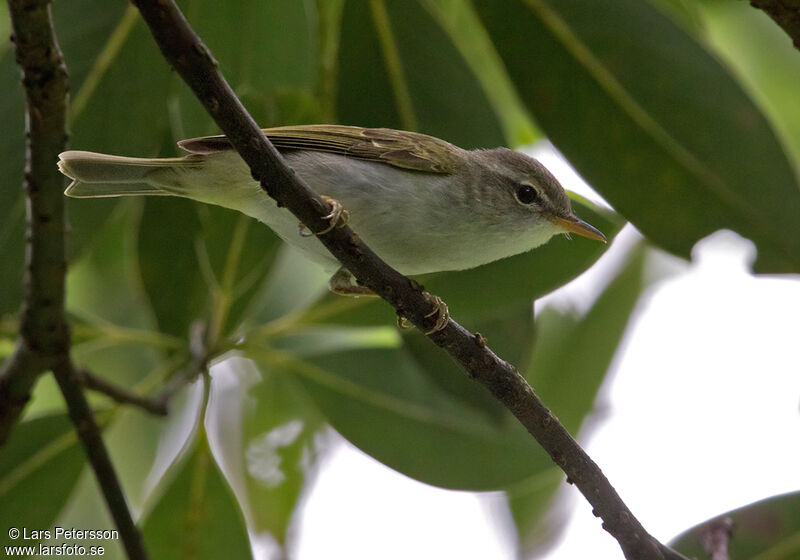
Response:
[130,1,688,558]
[150,320,210,412]
[2,1,149,558]
[78,368,168,416]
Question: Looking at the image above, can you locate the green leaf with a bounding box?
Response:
[206,358,325,542]
[0,414,84,549]
[244,244,330,327]
[271,325,400,358]
[143,440,252,560]
[401,303,535,423]
[39,470,126,560]
[137,201,280,338]
[67,202,155,331]
[474,0,800,273]
[65,1,317,342]
[139,379,206,510]
[300,292,397,328]
[337,0,505,148]
[173,0,319,134]
[35,381,204,560]
[418,0,539,146]
[65,5,174,261]
[698,1,800,168]
[104,402,194,515]
[670,490,800,559]
[509,243,649,554]
[254,345,550,490]
[67,201,170,397]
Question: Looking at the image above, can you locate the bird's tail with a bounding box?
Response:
[58,150,200,198]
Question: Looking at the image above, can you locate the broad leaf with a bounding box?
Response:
[670,490,800,559]
[243,244,330,327]
[172,0,319,136]
[67,202,168,394]
[37,470,126,560]
[131,0,318,338]
[206,357,325,542]
[418,0,539,146]
[108,378,208,516]
[50,1,312,338]
[0,414,85,549]
[138,203,281,338]
[699,0,800,165]
[256,345,550,490]
[37,381,204,560]
[143,441,252,559]
[401,304,536,424]
[337,0,505,148]
[474,0,800,273]
[67,202,155,331]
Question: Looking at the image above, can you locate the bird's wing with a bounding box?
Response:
[177,124,459,174]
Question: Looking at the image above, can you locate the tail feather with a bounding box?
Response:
[58,150,197,198]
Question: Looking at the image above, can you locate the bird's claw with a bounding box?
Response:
[299,195,350,237]
[397,292,450,335]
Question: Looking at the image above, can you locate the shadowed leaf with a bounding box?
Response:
[474,0,800,273]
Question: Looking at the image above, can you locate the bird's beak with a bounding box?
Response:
[549,215,607,243]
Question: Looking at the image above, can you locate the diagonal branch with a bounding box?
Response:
[1,1,149,558]
[78,368,168,416]
[131,1,687,558]
[52,359,149,560]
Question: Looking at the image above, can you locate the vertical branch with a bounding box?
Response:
[1,2,149,558]
[0,0,70,443]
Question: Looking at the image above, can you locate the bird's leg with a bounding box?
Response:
[397,292,450,335]
[299,195,350,237]
[329,268,449,334]
[328,266,377,297]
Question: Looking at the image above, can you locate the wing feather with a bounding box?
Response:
[177,124,460,174]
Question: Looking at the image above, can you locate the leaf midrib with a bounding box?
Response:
[251,346,532,450]
[525,0,799,260]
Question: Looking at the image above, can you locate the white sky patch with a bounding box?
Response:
[246,420,305,488]
[295,440,516,560]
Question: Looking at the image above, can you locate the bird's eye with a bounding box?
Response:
[516,184,540,205]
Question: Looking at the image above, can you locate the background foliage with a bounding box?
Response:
[1,0,798,558]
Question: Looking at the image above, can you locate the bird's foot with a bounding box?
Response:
[299,195,350,237]
[397,292,450,335]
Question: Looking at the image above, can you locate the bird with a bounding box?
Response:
[58,125,605,328]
